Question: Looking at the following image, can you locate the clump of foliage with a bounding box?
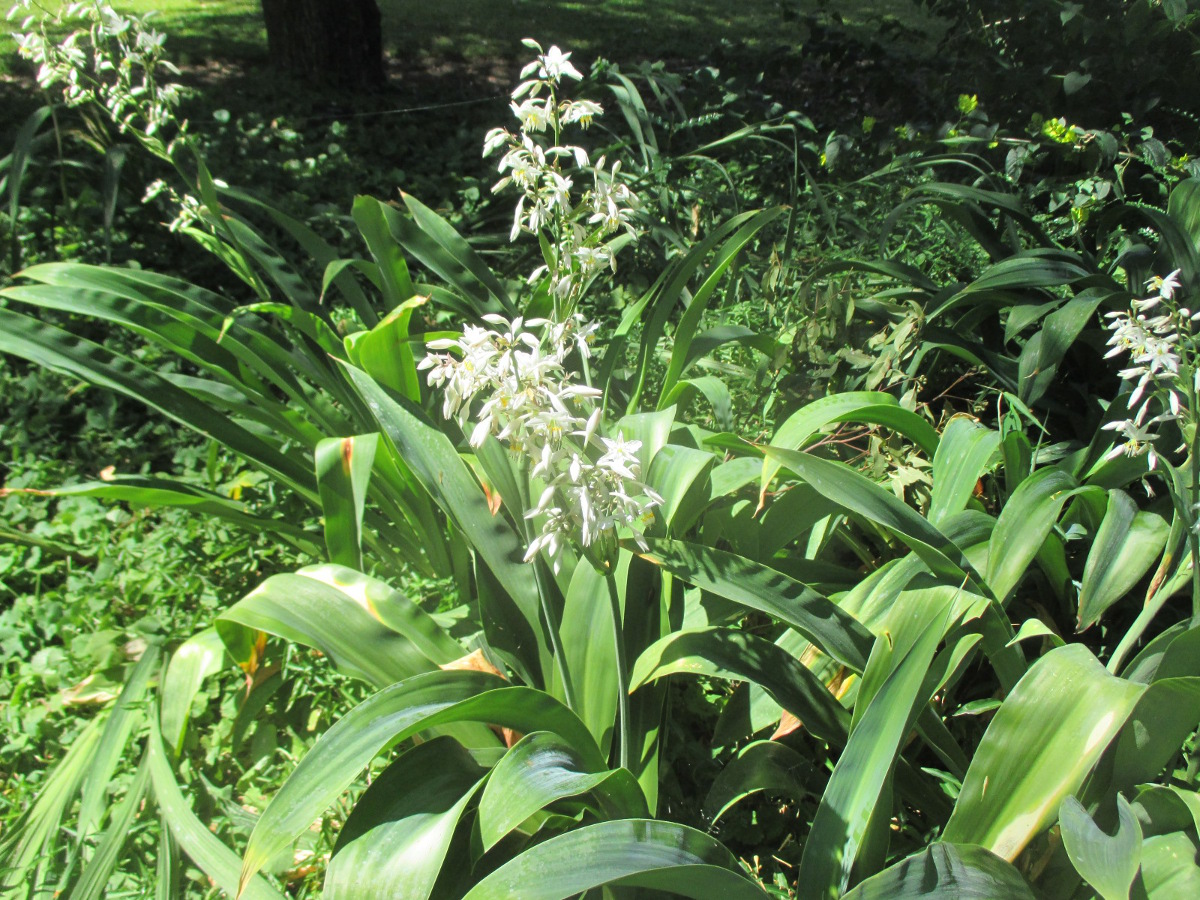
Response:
[5,2,1200,899]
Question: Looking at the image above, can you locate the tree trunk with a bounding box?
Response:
[260,0,385,89]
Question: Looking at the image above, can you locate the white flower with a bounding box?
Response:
[511,98,553,133]
[1102,418,1161,469]
[1148,269,1182,300]
[561,99,602,128]
[538,45,582,82]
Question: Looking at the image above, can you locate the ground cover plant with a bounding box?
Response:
[5,1,1200,898]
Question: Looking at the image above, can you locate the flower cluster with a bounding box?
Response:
[420,313,661,570]
[9,0,183,154]
[1102,269,1193,470]
[482,39,639,310]
[422,42,659,570]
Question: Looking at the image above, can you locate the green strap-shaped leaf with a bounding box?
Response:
[842,843,1035,899]
[77,645,161,841]
[396,192,511,314]
[69,752,152,900]
[657,206,785,404]
[645,444,715,535]
[146,718,286,900]
[630,627,850,745]
[929,416,999,526]
[462,819,768,899]
[325,737,486,899]
[702,740,814,825]
[0,307,318,497]
[659,375,734,431]
[1110,677,1200,794]
[1017,288,1109,405]
[797,599,946,897]
[761,392,940,507]
[634,538,874,672]
[762,446,990,594]
[1077,490,1169,631]
[478,731,648,851]
[239,671,602,890]
[314,433,378,570]
[17,476,320,554]
[986,465,1083,602]
[0,719,103,899]
[160,629,226,756]
[559,562,618,754]
[1134,832,1200,898]
[342,363,547,681]
[218,568,448,688]
[943,644,1145,860]
[1060,795,1142,900]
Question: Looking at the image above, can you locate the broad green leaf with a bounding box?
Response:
[343,296,426,402]
[797,596,946,897]
[634,539,874,671]
[478,731,647,851]
[1132,785,1200,838]
[314,433,378,570]
[943,644,1144,860]
[986,465,1081,602]
[396,192,511,313]
[13,477,318,552]
[762,446,986,591]
[559,562,618,754]
[1077,491,1168,630]
[1111,677,1200,793]
[1017,290,1108,405]
[761,392,939,506]
[659,374,734,431]
[929,417,999,526]
[240,671,601,889]
[1167,177,1200,253]
[0,307,317,495]
[1134,832,1200,898]
[325,737,485,899]
[461,819,768,899]
[160,629,226,755]
[218,568,446,688]
[630,627,850,745]
[616,406,677,480]
[623,210,767,412]
[1059,795,1142,900]
[842,843,1035,899]
[702,740,813,824]
[342,364,547,680]
[646,444,715,534]
[146,718,286,900]
[6,106,52,263]
[1005,618,1065,649]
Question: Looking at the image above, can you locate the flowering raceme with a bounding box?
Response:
[9,0,183,150]
[422,41,661,571]
[1101,269,1192,471]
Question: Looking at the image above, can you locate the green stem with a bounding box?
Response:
[533,559,577,711]
[519,457,577,709]
[605,570,631,771]
[1188,380,1200,626]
